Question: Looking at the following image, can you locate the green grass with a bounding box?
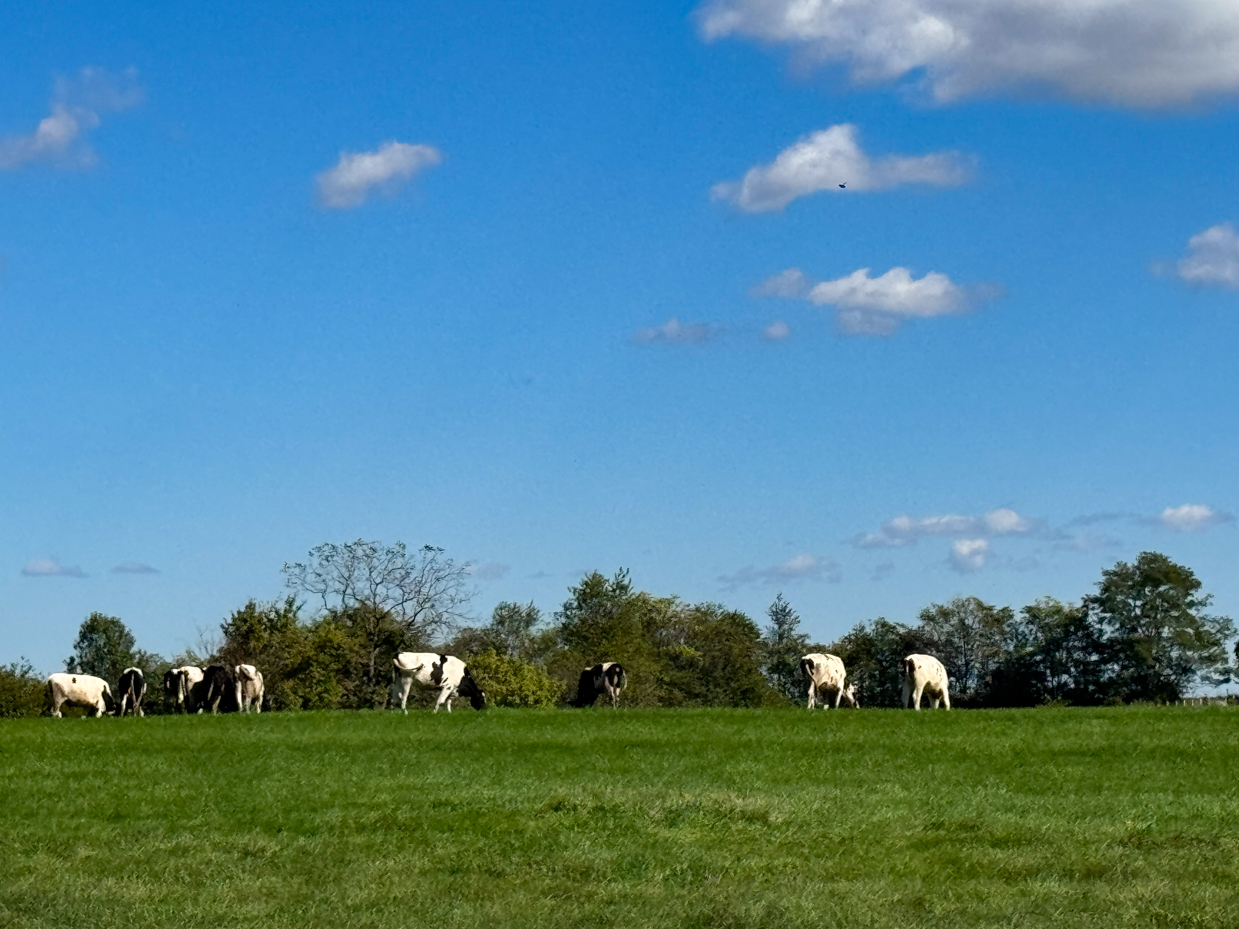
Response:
[2,707,1238,928]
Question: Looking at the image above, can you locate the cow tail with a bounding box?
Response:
[904,658,915,678]
[800,657,814,678]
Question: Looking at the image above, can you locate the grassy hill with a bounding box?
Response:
[3,706,1238,928]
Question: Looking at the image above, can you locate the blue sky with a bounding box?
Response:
[3,0,1237,673]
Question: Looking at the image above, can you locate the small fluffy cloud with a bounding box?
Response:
[316,141,442,209]
[763,320,790,341]
[712,124,970,212]
[696,0,1239,108]
[467,562,511,581]
[112,562,159,574]
[1174,224,1239,288]
[752,268,811,298]
[21,557,87,578]
[633,318,714,345]
[719,553,842,589]
[759,266,995,336]
[0,67,143,171]
[853,508,1033,549]
[1157,504,1233,532]
[950,539,989,573]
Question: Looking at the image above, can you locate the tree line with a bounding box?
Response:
[1,542,1233,716]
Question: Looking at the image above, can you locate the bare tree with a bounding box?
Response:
[282,540,473,641]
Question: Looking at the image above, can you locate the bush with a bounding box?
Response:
[466,651,565,708]
[0,660,46,718]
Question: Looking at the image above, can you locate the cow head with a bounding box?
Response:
[459,668,487,710]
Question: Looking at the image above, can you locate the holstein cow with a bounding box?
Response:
[199,664,237,714]
[902,654,951,710]
[116,667,147,717]
[390,653,486,714]
[573,662,627,708]
[234,664,264,713]
[163,666,204,713]
[46,673,114,718]
[799,653,858,709]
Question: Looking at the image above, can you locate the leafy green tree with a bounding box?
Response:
[0,659,46,718]
[918,597,1014,703]
[66,612,137,683]
[217,597,306,710]
[760,594,809,703]
[986,598,1105,706]
[1089,552,1234,702]
[451,601,544,661]
[465,651,565,707]
[659,603,771,707]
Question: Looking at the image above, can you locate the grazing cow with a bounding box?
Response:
[46,673,113,718]
[573,662,627,708]
[234,664,264,713]
[902,654,951,710]
[799,653,858,709]
[116,667,147,717]
[390,653,486,714]
[163,666,205,713]
[199,665,236,714]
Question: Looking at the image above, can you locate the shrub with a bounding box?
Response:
[466,651,565,708]
[0,660,46,718]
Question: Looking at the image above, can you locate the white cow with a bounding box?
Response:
[46,673,113,717]
[390,653,486,714]
[800,653,858,709]
[902,654,950,710]
[234,664,264,713]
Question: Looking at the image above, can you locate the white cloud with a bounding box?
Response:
[753,268,811,298]
[780,266,994,335]
[0,67,143,171]
[719,553,842,589]
[853,508,1033,549]
[633,318,714,345]
[1158,504,1233,532]
[467,562,510,581]
[763,320,790,341]
[950,539,989,573]
[21,557,87,578]
[112,562,159,574]
[316,141,442,209]
[712,124,970,212]
[1175,224,1239,288]
[696,0,1239,108]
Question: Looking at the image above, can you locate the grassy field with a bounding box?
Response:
[2,706,1238,928]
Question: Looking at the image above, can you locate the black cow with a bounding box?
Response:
[200,665,239,714]
[573,662,627,708]
[116,667,147,717]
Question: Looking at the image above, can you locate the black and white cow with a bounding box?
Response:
[116,667,147,717]
[573,662,626,708]
[199,664,237,714]
[162,666,204,713]
[234,664,264,713]
[390,653,486,714]
[46,673,114,717]
[902,654,951,711]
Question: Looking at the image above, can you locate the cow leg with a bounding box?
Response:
[929,696,940,710]
[433,688,452,713]
[51,696,63,718]
[831,687,842,709]
[806,680,816,710]
[912,683,924,711]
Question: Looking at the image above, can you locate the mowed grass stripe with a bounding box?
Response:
[2,707,1238,928]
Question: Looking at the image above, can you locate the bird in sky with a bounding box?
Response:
[838,183,847,189]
